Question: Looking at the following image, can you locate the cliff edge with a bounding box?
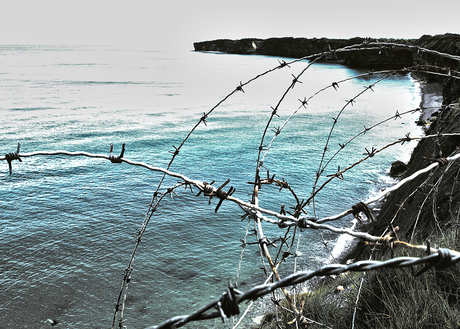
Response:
[194,36,415,68]
[356,34,460,257]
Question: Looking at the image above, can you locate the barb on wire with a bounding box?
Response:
[201,179,236,212]
[109,143,125,163]
[5,142,22,175]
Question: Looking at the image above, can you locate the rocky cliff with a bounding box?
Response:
[358,34,460,257]
[194,34,460,71]
[194,36,416,68]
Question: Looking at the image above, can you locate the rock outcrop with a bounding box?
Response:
[194,34,460,70]
[194,37,416,69]
[390,160,408,177]
[362,34,460,254]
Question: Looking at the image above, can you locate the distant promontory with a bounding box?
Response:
[194,34,460,69]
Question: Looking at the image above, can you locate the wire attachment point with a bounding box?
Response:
[235,81,245,93]
[421,156,448,167]
[216,282,241,322]
[214,179,235,212]
[109,143,125,163]
[5,142,22,175]
[398,133,411,145]
[298,97,308,108]
[351,202,374,222]
[415,248,454,277]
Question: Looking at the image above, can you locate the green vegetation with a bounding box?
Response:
[258,232,460,329]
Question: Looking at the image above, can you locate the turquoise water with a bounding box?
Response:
[0,45,421,328]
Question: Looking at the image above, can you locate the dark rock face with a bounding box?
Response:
[193,38,262,55]
[390,160,408,177]
[415,33,460,56]
[370,80,460,245]
[359,34,460,248]
[413,34,460,94]
[342,48,414,69]
[194,37,415,69]
[253,37,359,58]
[194,34,460,71]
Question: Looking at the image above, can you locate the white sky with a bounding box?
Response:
[0,0,458,50]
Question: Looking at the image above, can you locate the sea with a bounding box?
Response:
[0,45,422,328]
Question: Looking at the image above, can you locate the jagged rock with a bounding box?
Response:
[390,160,408,177]
[415,33,460,56]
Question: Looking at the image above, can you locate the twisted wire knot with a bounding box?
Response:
[109,143,125,164]
[415,248,455,276]
[435,158,448,166]
[109,155,123,163]
[277,220,288,228]
[216,283,241,322]
[351,202,374,222]
[435,248,453,270]
[298,217,309,229]
[422,156,448,167]
[214,179,235,212]
[5,143,22,175]
[5,152,21,163]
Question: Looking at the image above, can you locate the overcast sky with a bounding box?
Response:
[0,0,458,50]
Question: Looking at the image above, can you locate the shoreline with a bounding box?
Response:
[249,67,443,329]
[324,74,445,268]
[416,78,444,121]
[240,33,460,327]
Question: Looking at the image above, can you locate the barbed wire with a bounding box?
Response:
[4,41,460,328]
[146,246,460,329]
[3,133,460,244]
[93,43,460,327]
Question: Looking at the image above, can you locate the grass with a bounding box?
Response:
[257,273,359,328]
[258,231,460,329]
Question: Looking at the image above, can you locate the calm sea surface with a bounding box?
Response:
[0,45,422,328]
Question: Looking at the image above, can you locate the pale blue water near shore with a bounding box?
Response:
[1,45,422,328]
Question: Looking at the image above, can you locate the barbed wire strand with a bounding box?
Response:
[3,135,460,235]
[260,68,401,166]
[111,42,365,327]
[246,62,411,323]
[146,247,460,329]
